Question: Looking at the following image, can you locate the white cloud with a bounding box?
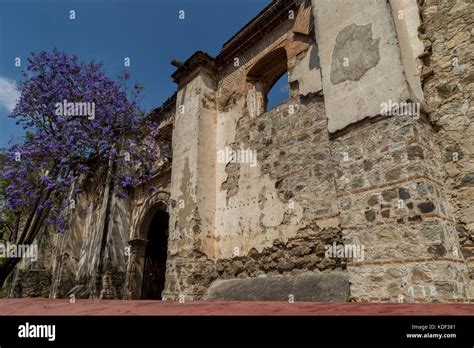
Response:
[0,76,20,112]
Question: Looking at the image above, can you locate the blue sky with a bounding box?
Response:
[0,0,289,148]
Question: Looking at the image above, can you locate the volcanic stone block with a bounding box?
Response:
[204,272,349,302]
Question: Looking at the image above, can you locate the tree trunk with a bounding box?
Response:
[94,158,116,298]
[0,256,20,288]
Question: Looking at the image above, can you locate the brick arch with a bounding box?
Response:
[247,47,288,98]
[134,191,170,240]
[216,0,314,112]
[217,39,290,111]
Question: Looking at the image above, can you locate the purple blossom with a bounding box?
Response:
[2,50,164,234]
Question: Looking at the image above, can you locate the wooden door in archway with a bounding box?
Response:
[141,207,169,299]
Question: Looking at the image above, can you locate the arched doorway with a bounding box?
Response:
[124,192,171,300]
[141,202,169,299]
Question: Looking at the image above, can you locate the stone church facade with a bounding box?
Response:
[7,0,474,303]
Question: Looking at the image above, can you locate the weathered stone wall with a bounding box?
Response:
[6,225,54,298]
[165,60,347,300]
[417,0,474,297]
[124,171,172,299]
[49,171,131,299]
[311,0,410,133]
[332,114,470,302]
[8,164,173,300]
[165,68,218,300]
[7,0,473,303]
[6,172,109,298]
[214,94,342,267]
[389,0,425,103]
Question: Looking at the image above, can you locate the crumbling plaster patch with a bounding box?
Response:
[311,0,410,133]
[330,23,380,84]
[215,96,305,260]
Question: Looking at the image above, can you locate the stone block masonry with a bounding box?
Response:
[417,0,474,298]
[332,114,470,302]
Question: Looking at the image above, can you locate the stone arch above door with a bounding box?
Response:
[133,191,170,240]
[125,191,170,299]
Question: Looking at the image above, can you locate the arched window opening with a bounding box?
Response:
[247,47,289,116]
[266,72,289,111]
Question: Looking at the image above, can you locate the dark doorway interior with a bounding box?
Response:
[141,204,169,299]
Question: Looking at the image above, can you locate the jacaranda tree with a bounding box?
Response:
[0,50,163,286]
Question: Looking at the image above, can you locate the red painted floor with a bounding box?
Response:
[0,299,472,316]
